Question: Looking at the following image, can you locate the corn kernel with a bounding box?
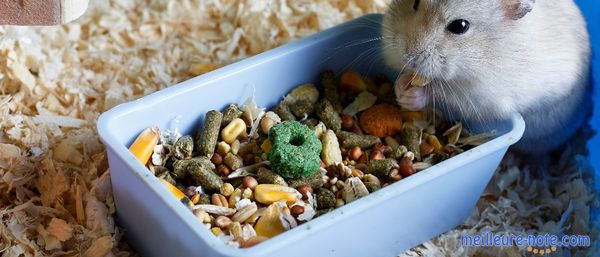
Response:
[260,139,272,153]
[210,227,223,236]
[159,178,193,207]
[221,118,246,144]
[254,202,287,238]
[427,135,443,152]
[216,141,231,157]
[128,127,159,165]
[254,184,299,205]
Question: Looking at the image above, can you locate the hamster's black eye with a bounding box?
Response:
[447,19,470,35]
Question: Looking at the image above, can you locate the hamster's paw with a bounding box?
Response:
[395,78,429,111]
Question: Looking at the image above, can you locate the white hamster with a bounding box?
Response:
[382,0,592,155]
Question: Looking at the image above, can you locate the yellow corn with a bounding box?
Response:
[128,127,159,165]
[210,227,222,236]
[254,202,286,238]
[427,135,443,152]
[159,178,193,207]
[260,139,272,153]
[254,184,299,205]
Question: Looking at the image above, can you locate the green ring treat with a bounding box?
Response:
[267,121,322,179]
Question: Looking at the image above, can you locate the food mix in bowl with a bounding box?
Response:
[127,70,492,248]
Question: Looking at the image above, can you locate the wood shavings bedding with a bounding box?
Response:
[0,0,596,256]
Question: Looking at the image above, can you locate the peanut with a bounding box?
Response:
[290,205,305,217]
[297,185,313,200]
[242,176,258,189]
[348,146,363,161]
[221,118,246,144]
[217,164,230,176]
[341,114,354,130]
[260,116,276,134]
[369,150,385,160]
[210,153,223,166]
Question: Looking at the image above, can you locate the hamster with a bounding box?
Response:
[382,0,592,155]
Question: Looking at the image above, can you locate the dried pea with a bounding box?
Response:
[196,110,223,158]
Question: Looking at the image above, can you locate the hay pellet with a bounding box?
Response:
[273,101,296,121]
[316,99,342,132]
[221,103,243,128]
[336,131,381,149]
[224,152,243,171]
[196,110,223,157]
[171,159,189,178]
[173,135,194,159]
[187,157,223,192]
[316,188,336,210]
[365,159,398,178]
[200,194,211,205]
[388,145,408,160]
[286,171,324,189]
[290,99,315,118]
[400,124,422,161]
[320,70,343,112]
[256,168,288,186]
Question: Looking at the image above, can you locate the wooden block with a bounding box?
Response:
[0,0,90,25]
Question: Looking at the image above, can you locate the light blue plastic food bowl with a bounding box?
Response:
[97,14,526,257]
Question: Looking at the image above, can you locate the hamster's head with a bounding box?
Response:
[382,0,534,81]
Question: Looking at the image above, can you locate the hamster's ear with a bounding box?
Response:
[502,0,535,20]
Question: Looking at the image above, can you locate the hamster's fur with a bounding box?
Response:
[383,0,592,155]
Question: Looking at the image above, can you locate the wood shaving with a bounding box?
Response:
[0,0,595,256]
